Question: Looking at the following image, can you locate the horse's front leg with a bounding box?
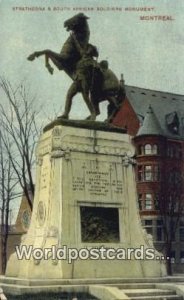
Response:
[27,50,66,74]
[45,55,54,75]
[27,50,49,61]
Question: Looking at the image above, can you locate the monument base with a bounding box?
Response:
[6,121,166,279]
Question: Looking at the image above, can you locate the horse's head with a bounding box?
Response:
[64,13,89,32]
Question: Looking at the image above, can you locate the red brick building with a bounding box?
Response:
[113,85,184,271]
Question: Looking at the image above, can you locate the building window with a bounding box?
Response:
[145,165,160,181]
[153,165,160,181]
[154,194,159,210]
[144,219,153,235]
[144,144,158,155]
[168,169,181,186]
[144,165,152,181]
[138,194,159,211]
[152,144,158,154]
[145,194,152,210]
[166,112,179,135]
[138,166,143,181]
[137,165,160,182]
[175,147,182,159]
[167,144,182,159]
[145,220,152,226]
[138,145,144,155]
[144,144,152,155]
[138,194,143,210]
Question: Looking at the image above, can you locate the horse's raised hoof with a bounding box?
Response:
[47,65,54,75]
[27,53,36,61]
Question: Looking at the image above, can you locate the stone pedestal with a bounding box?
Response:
[6,122,166,279]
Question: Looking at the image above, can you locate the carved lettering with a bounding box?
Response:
[72,163,123,197]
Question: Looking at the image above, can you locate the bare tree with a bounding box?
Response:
[0,133,19,273]
[0,77,41,211]
[158,170,184,275]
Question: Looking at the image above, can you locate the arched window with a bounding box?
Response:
[144,144,158,155]
[144,144,152,155]
[152,144,158,154]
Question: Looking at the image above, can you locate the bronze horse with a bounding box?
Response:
[28,13,89,78]
[27,13,125,121]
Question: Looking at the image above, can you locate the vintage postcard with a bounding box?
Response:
[0,0,183,299]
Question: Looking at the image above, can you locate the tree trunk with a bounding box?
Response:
[1,225,8,274]
[165,243,172,275]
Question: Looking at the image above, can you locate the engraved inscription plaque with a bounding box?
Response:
[72,159,123,200]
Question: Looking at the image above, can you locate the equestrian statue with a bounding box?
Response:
[27,13,126,122]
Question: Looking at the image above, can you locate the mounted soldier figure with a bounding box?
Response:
[27,13,126,122]
[61,33,103,120]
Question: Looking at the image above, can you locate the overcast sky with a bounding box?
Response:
[0,0,183,222]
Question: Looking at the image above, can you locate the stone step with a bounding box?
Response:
[127,296,182,300]
[123,288,175,297]
[0,276,169,286]
[0,283,87,295]
[122,288,183,300]
[2,276,184,286]
[109,283,156,289]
